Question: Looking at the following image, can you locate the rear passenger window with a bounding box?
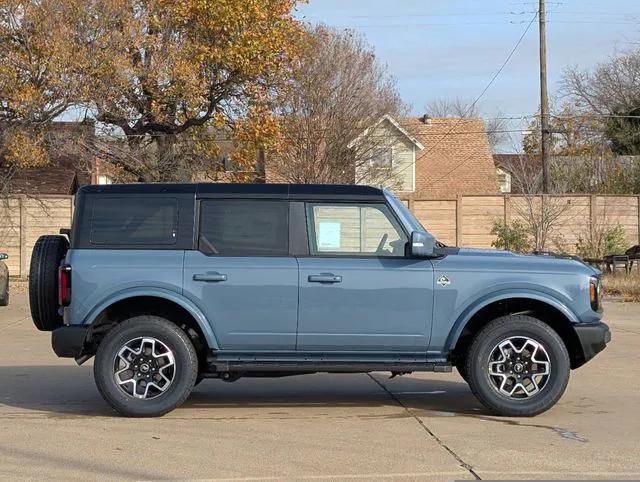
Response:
[90,197,178,245]
[199,200,289,256]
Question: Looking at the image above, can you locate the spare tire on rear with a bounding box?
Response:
[29,235,69,331]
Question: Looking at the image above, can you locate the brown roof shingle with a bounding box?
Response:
[401,117,500,198]
[1,155,86,195]
[0,121,94,195]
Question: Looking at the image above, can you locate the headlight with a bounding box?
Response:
[590,276,602,312]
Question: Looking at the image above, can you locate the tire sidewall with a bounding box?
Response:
[29,235,68,331]
[94,316,198,417]
[467,316,570,416]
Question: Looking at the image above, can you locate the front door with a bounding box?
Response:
[297,202,434,353]
[183,199,298,351]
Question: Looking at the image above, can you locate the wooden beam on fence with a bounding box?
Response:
[590,195,597,243]
[504,194,510,225]
[456,195,463,247]
[19,195,27,278]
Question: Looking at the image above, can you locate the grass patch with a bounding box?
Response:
[603,271,640,302]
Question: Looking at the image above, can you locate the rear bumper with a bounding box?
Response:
[51,325,88,358]
[573,321,610,367]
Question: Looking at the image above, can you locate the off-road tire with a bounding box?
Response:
[454,360,467,382]
[94,316,198,417]
[0,286,8,306]
[29,235,68,331]
[465,314,570,417]
[0,262,8,306]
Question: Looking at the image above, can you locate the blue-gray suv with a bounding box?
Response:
[29,183,610,417]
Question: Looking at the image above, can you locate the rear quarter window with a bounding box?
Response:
[198,200,288,256]
[90,197,178,245]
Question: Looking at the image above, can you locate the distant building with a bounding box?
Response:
[354,115,500,198]
[0,121,94,195]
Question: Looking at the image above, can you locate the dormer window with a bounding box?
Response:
[370,147,393,168]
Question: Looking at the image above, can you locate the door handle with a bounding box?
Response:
[308,274,342,284]
[193,272,227,282]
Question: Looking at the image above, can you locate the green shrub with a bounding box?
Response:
[576,224,628,259]
[604,224,628,255]
[491,220,532,253]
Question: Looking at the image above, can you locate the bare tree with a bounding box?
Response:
[499,153,573,251]
[425,97,507,151]
[268,25,406,185]
[562,48,640,155]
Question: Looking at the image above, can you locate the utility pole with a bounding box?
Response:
[539,0,551,193]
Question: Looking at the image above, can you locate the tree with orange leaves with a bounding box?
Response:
[1,0,305,184]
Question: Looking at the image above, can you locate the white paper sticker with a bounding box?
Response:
[318,222,341,249]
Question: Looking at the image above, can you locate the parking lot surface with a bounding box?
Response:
[1,289,639,481]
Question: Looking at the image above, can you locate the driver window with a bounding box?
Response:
[306,203,408,257]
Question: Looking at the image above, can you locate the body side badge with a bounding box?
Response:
[437,275,451,287]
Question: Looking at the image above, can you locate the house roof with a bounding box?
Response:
[0,155,89,195]
[493,153,539,170]
[400,117,500,198]
[348,114,425,150]
[0,121,94,195]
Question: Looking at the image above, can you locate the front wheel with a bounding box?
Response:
[94,316,198,417]
[465,315,570,417]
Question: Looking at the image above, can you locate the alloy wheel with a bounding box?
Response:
[487,336,551,398]
[113,337,176,399]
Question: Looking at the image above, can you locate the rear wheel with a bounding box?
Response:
[465,315,570,417]
[94,316,198,417]
[29,235,68,331]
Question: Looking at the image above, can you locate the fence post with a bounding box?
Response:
[590,195,597,243]
[637,196,640,244]
[456,195,463,247]
[19,195,27,278]
[504,194,510,225]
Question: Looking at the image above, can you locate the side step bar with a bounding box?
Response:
[207,360,452,374]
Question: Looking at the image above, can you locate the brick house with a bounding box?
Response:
[355,115,500,198]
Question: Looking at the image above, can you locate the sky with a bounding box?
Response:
[295,0,640,152]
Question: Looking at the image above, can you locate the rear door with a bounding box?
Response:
[183,199,298,351]
[296,201,434,352]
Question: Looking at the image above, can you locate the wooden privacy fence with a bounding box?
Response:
[1,193,640,277]
[402,194,640,251]
[0,195,74,277]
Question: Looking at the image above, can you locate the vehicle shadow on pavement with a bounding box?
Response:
[0,365,486,417]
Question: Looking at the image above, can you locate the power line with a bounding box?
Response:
[388,13,539,183]
[89,113,640,141]
[336,20,637,28]
[303,10,640,20]
[94,128,534,142]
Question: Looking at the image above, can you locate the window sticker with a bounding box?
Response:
[317,221,341,249]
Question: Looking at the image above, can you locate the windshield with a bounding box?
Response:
[384,190,427,233]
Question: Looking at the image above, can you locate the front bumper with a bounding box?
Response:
[51,325,89,358]
[573,321,610,367]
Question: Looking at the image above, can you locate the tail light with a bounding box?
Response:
[589,276,602,312]
[58,264,71,306]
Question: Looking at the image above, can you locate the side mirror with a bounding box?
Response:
[0,253,7,261]
[409,231,435,258]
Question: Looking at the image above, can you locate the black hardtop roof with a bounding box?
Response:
[78,183,387,200]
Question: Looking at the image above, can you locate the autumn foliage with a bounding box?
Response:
[0,0,304,182]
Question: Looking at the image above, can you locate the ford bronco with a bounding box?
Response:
[29,183,610,417]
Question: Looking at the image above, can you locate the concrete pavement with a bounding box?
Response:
[0,288,638,480]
